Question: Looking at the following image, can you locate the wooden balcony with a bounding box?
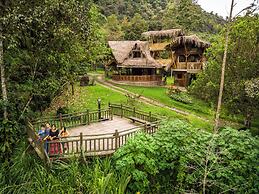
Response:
[112,75,162,82]
[173,62,203,73]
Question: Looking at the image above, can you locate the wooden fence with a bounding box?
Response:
[32,108,112,131]
[109,103,158,123]
[27,104,160,163]
[46,122,159,158]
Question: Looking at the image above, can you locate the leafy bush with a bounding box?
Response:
[113,120,259,193]
[0,120,21,164]
[56,106,69,116]
[170,92,193,104]
[1,121,258,193]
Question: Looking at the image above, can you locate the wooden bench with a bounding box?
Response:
[129,116,150,125]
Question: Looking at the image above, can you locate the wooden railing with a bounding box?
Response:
[112,75,162,82]
[46,122,159,158]
[174,62,202,70]
[27,104,161,163]
[32,108,112,131]
[27,122,50,164]
[110,103,158,123]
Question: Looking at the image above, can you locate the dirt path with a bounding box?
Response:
[90,74,210,122]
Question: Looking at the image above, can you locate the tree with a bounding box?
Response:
[85,5,110,71]
[214,0,234,131]
[162,1,180,29]
[190,15,259,128]
[113,120,259,193]
[0,0,109,162]
[0,30,8,120]
[103,14,125,41]
[0,0,10,120]
[124,13,148,40]
[214,0,259,130]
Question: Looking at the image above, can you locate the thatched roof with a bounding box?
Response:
[169,35,210,49]
[149,42,170,51]
[142,29,184,39]
[157,59,172,67]
[108,41,161,68]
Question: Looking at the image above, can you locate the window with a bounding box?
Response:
[179,55,185,62]
[177,73,183,79]
[188,55,200,62]
[131,43,142,58]
[133,51,141,58]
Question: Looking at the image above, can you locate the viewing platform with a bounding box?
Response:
[27,104,161,165]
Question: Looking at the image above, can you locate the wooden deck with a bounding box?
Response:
[69,116,139,136]
[61,117,142,157]
[27,104,161,164]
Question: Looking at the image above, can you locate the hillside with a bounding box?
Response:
[95,0,226,40]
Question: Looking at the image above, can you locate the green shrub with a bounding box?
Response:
[56,106,69,116]
[170,92,193,104]
[113,120,259,193]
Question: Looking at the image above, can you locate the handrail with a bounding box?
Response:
[31,109,110,123]
[26,121,50,164]
[109,103,160,119]
[174,62,203,70]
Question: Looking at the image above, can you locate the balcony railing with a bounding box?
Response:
[173,62,203,71]
[112,75,162,82]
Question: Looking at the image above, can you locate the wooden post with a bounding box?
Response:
[80,113,82,125]
[80,132,83,155]
[59,113,63,129]
[109,106,113,120]
[114,130,119,150]
[120,104,123,118]
[98,98,101,121]
[87,110,90,125]
[149,111,151,122]
[144,123,147,133]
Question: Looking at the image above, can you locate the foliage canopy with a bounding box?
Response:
[113,120,259,193]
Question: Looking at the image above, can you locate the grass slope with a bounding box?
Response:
[45,83,213,131]
[116,85,214,119]
[114,84,259,132]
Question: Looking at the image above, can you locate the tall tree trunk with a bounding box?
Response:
[71,82,75,96]
[244,113,252,129]
[214,0,235,132]
[0,29,8,120]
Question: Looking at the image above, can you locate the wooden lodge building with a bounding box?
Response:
[106,41,163,86]
[166,35,210,87]
[106,29,210,87]
[142,29,184,68]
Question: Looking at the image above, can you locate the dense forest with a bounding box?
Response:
[95,0,225,40]
[0,0,109,162]
[0,0,258,193]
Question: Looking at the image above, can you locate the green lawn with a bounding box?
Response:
[114,84,259,132]
[45,83,214,131]
[116,85,214,120]
[88,67,105,74]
